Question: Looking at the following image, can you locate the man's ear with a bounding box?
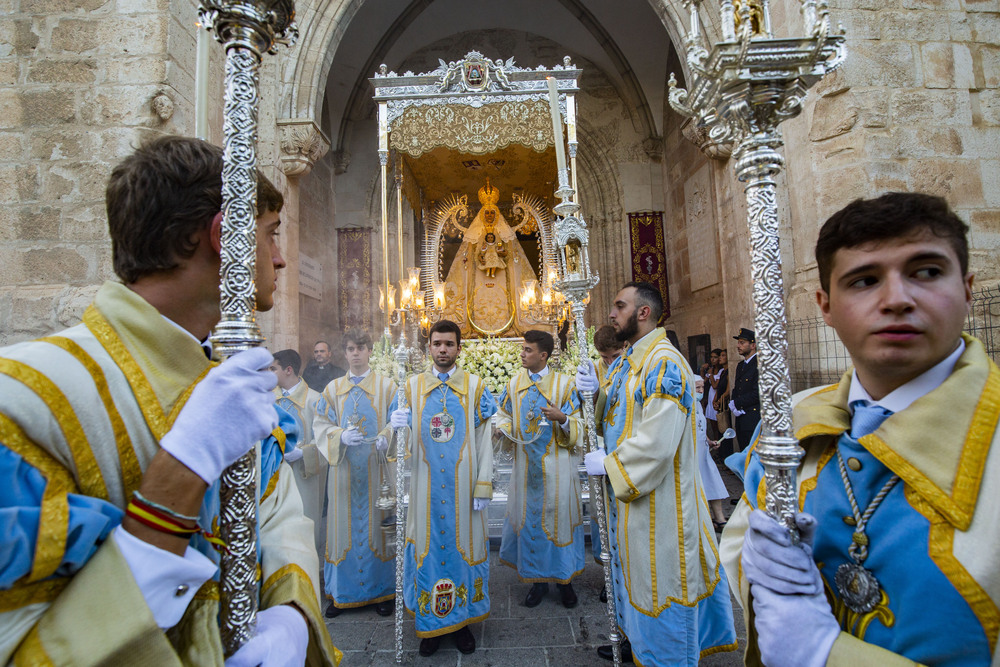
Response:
[209,212,223,254]
[816,288,833,327]
[637,304,651,323]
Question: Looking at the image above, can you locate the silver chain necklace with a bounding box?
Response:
[833,450,900,613]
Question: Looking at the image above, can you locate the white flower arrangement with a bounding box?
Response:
[459,338,522,394]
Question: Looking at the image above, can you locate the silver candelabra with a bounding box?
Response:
[200,0,297,654]
[668,0,846,536]
[550,169,622,666]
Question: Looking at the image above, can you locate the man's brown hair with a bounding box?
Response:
[343,329,373,350]
[107,135,284,284]
[593,325,620,353]
[815,192,969,293]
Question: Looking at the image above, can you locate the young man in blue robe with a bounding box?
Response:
[387,319,497,657]
[312,329,396,618]
[721,192,1000,666]
[496,329,586,609]
[578,281,737,666]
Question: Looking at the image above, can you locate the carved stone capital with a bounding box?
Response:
[277,119,330,177]
[333,149,351,175]
[680,117,733,160]
[642,136,664,162]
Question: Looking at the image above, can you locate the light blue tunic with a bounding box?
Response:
[602,352,737,666]
[741,428,993,665]
[391,379,496,636]
[498,375,585,582]
[315,384,394,607]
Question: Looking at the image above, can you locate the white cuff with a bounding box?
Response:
[559,418,571,433]
[113,525,218,629]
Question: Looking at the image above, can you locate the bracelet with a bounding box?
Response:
[126,497,199,538]
[132,490,200,523]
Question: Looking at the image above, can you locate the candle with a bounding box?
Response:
[433,282,445,309]
[195,21,210,139]
[546,77,567,173]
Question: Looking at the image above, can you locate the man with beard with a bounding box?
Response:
[387,320,496,656]
[577,281,736,665]
[302,341,346,392]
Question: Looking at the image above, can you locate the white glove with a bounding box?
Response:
[584,448,607,476]
[341,427,364,447]
[375,436,389,451]
[744,510,839,667]
[160,348,278,484]
[390,408,410,429]
[575,360,599,394]
[729,400,745,417]
[283,446,304,463]
[743,510,822,595]
[473,498,490,512]
[224,605,308,667]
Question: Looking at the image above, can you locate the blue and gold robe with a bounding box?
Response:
[496,368,586,583]
[313,372,396,608]
[387,368,496,637]
[721,334,1000,666]
[275,381,326,554]
[600,328,737,666]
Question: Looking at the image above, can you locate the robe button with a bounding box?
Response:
[440,454,445,459]
[441,484,446,489]
[441,499,446,504]
[847,457,862,471]
[174,584,189,597]
[441,530,446,535]
[440,468,446,473]
[441,561,446,566]
[440,514,445,519]
[843,516,857,526]
[441,545,446,550]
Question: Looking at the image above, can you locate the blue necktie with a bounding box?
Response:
[530,372,541,383]
[438,372,449,383]
[850,401,894,438]
[350,376,363,384]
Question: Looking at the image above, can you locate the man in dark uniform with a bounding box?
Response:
[728,327,760,451]
[301,340,345,392]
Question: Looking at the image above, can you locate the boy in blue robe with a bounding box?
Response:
[722,192,1000,666]
[496,329,586,609]
[388,319,497,657]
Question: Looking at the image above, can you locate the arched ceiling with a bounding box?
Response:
[322,0,675,155]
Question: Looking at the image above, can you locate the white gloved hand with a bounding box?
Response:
[729,400,745,417]
[744,509,838,667]
[752,583,840,667]
[575,360,599,394]
[341,427,364,447]
[743,510,822,595]
[375,436,389,452]
[160,348,278,484]
[390,408,410,429]
[584,448,607,476]
[283,446,304,463]
[224,605,308,667]
[473,498,490,512]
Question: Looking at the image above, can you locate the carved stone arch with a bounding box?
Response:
[279,0,720,144]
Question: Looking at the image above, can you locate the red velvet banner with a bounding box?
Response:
[628,211,670,320]
[338,228,373,331]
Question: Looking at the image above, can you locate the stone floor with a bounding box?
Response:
[324,452,748,666]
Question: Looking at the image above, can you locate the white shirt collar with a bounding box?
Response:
[744,351,757,363]
[848,338,965,414]
[161,315,212,358]
[528,365,549,378]
[350,368,371,382]
[283,380,301,395]
[436,365,457,378]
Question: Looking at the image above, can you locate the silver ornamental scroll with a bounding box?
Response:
[668,0,846,533]
[200,0,297,654]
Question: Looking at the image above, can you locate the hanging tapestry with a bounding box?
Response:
[338,228,373,331]
[628,211,670,320]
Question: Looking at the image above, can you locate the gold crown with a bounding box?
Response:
[478,178,500,206]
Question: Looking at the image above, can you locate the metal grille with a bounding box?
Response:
[786,285,1000,393]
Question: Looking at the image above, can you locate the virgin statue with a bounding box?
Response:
[441,180,537,337]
